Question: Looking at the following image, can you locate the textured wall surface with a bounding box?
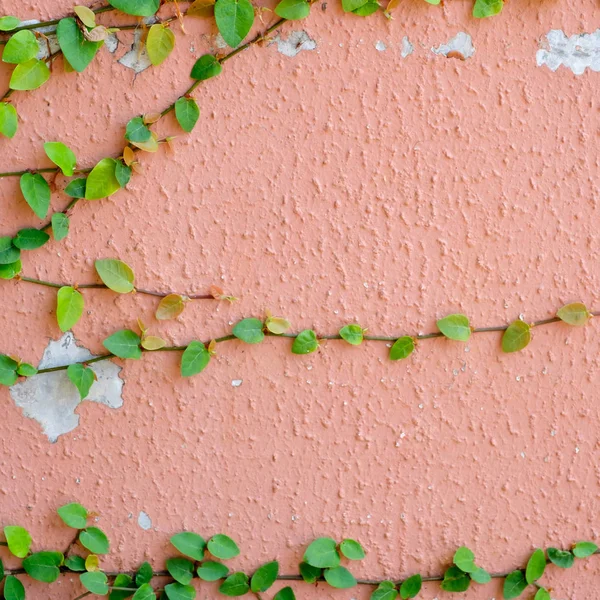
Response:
[1,0,599,597]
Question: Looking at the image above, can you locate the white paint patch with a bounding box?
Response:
[138,511,152,530]
[214,33,229,50]
[536,29,600,75]
[105,34,119,54]
[118,29,152,73]
[10,332,124,443]
[270,30,317,58]
[401,36,414,58]
[375,40,386,52]
[231,379,243,387]
[432,32,475,59]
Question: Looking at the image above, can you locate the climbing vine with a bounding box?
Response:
[0,503,597,600]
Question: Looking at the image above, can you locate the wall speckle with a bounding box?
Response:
[231,379,243,387]
[401,36,413,58]
[432,32,475,59]
[375,40,387,52]
[9,333,123,443]
[270,30,317,57]
[118,29,152,73]
[536,29,600,74]
[137,511,152,530]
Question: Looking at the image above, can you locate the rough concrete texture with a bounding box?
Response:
[1,0,600,598]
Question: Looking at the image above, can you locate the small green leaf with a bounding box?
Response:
[103,329,142,360]
[56,18,102,72]
[0,102,18,138]
[274,0,310,19]
[352,1,379,15]
[557,302,590,326]
[503,570,527,599]
[0,237,20,265]
[175,97,200,133]
[79,527,109,555]
[324,566,356,589]
[473,0,503,17]
[126,117,152,143]
[470,567,491,584]
[12,228,49,250]
[573,541,598,558]
[4,526,31,558]
[58,502,89,528]
[171,532,207,561]
[80,571,109,595]
[190,54,222,80]
[214,0,254,48]
[22,551,63,582]
[181,341,210,377]
[273,587,296,600]
[115,161,132,187]
[339,325,364,346]
[303,537,340,569]
[51,213,69,241]
[197,560,228,581]
[67,363,95,399]
[20,172,51,219]
[136,562,153,586]
[299,561,321,583]
[251,561,279,592]
[208,534,240,560]
[3,576,25,600]
[534,588,551,600]
[0,259,22,280]
[132,583,156,600]
[65,555,87,571]
[233,318,264,344]
[339,539,365,560]
[95,258,135,293]
[0,355,19,386]
[110,574,134,600]
[389,336,414,360]
[164,582,196,600]
[108,0,160,16]
[85,158,121,200]
[502,320,531,353]
[399,574,421,598]
[56,286,84,332]
[167,558,194,585]
[65,178,87,198]
[17,362,37,376]
[525,548,545,584]
[292,329,318,354]
[440,566,470,592]
[342,0,368,11]
[437,314,471,341]
[9,58,50,90]
[0,17,20,31]
[372,581,398,600]
[219,572,250,596]
[547,547,574,569]
[453,546,477,573]
[44,141,77,176]
[3,30,38,64]
[147,24,175,66]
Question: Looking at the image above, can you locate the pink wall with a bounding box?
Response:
[1,0,599,597]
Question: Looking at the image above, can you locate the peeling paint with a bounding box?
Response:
[432,32,475,59]
[9,333,123,443]
[137,511,152,530]
[231,379,243,387]
[118,29,152,73]
[270,30,317,58]
[214,33,229,50]
[105,34,119,54]
[375,40,386,52]
[536,29,600,74]
[401,36,413,58]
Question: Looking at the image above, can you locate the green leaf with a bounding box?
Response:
[190,54,222,80]
[167,558,194,585]
[180,341,211,377]
[136,562,153,586]
[251,561,279,592]
[95,258,135,293]
[56,18,102,72]
[525,548,545,584]
[3,30,38,64]
[85,158,121,200]
[324,566,356,589]
[453,546,477,573]
[470,567,491,584]
[20,172,50,219]
[3,576,25,600]
[79,527,110,555]
[389,336,414,360]
[299,561,321,583]
[352,1,379,15]
[547,547,574,568]
[175,97,200,133]
[103,329,142,360]
[0,17,20,31]
[233,318,264,344]
[9,58,50,90]
[0,102,18,138]
[0,237,20,265]
[399,574,421,598]
[303,538,340,569]
[0,355,18,386]
[23,551,63,582]
[219,572,250,596]
[126,116,152,143]
[437,314,471,341]
[147,24,175,66]
[339,325,364,346]
[197,560,228,581]
[214,0,254,48]
[80,571,109,595]
[208,534,240,560]
[65,178,87,198]
[372,581,398,600]
[108,0,160,16]
[51,213,70,241]
[4,526,31,558]
[0,259,22,280]
[339,539,365,560]
[557,302,590,326]
[502,320,531,353]
[292,329,318,354]
[164,582,195,600]
[65,555,87,571]
[171,532,207,561]
[342,0,368,11]
[56,286,84,332]
[17,362,37,376]
[440,566,470,592]
[12,228,49,250]
[110,574,135,600]
[274,0,310,19]
[132,583,156,600]
[534,588,551,600]
[473,0,503,17]
[44,141,77,176]
[503,570,527,599]
[273,588,296,600]
[57,502,88,528]
[573,541,598,558]
[115,161,132,188]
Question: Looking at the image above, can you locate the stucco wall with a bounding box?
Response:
[1,0,599,597]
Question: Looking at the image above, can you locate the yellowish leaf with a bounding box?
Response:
[84,25,109,42]
[131,131,159,153]
[143,112,161,125]
[208,339,217,355]
[156,294,186,320]
[386,0,401,12]
[74,5,96,28]
[266,316,291,335]
[141,335,166,350]
[188,0,216,17]
[131,162,144,174]
[123,146,136,166]
[137,318,148,335]
[85,554,100,572]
